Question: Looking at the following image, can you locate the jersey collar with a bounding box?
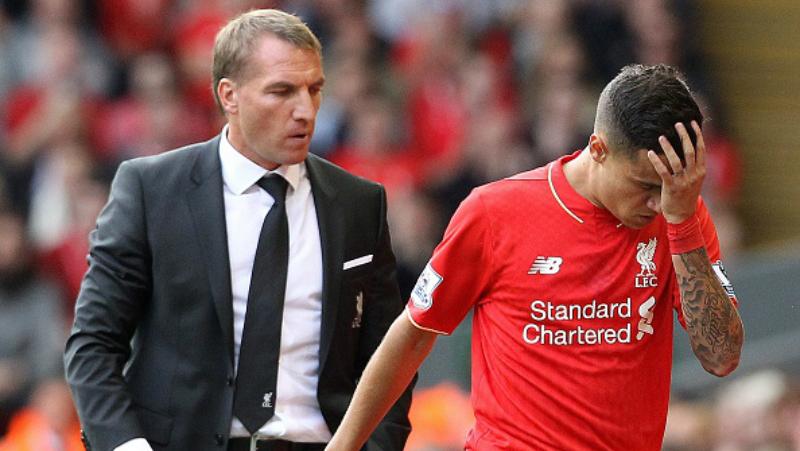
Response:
[548,150,619,226]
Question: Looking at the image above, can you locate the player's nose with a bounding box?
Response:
[646,195,661,214]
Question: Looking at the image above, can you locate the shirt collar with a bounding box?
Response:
[219,125,302,195]
[549,150,617,225]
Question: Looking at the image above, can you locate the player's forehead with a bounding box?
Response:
[613,149,662,185]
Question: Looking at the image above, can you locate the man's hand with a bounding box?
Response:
[646,121,706,224]
[648,121,743,376]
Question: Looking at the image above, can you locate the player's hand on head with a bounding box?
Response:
[646,121,706,224]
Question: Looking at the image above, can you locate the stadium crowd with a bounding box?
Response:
[0,0,795,450]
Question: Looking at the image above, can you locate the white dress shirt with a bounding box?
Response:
[113,129,330,451]
[220,128,330,441]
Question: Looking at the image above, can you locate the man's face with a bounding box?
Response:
[595,148,665,229]
[222,33,324,169]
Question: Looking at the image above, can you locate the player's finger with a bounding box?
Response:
[658,135,683,175]
[691,120,706,169]
[647,150,672,182]
[675,122,695,172]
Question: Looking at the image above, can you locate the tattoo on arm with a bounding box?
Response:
[675,247,743,373]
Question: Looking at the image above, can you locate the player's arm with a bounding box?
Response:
[327,312,437,451]
[672,245,742,376]
[357,185,414,450]
[328,186,493,449]
[647,121,744,377]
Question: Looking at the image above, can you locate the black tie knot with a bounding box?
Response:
[256,175,288,204]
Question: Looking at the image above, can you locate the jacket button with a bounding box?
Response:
[227,376,234,387]
[214,434,224,446]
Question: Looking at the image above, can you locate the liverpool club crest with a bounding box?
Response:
[635,238,658,288]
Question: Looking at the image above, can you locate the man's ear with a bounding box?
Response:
[217,78,238,115]
[588,133,609,163]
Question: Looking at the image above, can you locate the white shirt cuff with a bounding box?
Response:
[114,438,153,451]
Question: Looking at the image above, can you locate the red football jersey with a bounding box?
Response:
[407,152,736,450]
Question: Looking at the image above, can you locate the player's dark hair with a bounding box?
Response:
[595,64,703,161]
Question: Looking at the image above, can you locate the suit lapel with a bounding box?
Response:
[186,136,235,369]
[305,155,344,370]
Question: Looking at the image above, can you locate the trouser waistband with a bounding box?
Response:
[227,437,326,451]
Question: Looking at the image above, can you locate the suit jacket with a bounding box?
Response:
[64,136,412,451]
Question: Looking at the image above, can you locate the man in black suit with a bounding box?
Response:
[64,9,411,451]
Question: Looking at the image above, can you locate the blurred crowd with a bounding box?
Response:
[0,0,779,450]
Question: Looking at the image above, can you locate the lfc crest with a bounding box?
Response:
[635,238,658,288]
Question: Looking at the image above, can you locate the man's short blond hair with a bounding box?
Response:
[212,9,322,110]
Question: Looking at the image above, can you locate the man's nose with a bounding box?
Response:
[293,90,316,121]
[646,195,662,214]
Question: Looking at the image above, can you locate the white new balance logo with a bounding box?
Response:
[528,256,563,275]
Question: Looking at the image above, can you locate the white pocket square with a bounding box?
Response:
[343,254,373,270]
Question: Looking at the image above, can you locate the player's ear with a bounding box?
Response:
[589,134,609,163]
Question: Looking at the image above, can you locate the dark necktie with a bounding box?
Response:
[232,174,289,434]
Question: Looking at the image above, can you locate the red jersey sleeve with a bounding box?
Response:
[673,197,739,327]
[406,189,494,335]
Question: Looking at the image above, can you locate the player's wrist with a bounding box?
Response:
[663,208,693,224]
[666,214,704,254]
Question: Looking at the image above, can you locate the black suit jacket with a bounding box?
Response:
[64,136,412,451]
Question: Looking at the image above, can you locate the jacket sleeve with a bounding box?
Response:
[64,160,152,451]
[359,186,414,451]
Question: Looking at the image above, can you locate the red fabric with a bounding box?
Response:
[477,30,518,112]
[171,9,226,55]
[407,79,466,166]
[91,97,214,160]
[328,147,422,195]
[182,82,217,112]
[171,10,228,112]
[667,214,705,254]
[4,86,43,137]
[406,151,728,450]
[97,0,171,56]
[4,86,103,155]
[39,230,90,320]
[704,134,742,202]
[389,34,416,75]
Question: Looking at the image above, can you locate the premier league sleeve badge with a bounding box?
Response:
[411,262,443,311]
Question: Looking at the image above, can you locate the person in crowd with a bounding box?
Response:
[0,208,65,436]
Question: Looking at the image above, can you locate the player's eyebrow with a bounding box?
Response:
[632,176,661,188]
